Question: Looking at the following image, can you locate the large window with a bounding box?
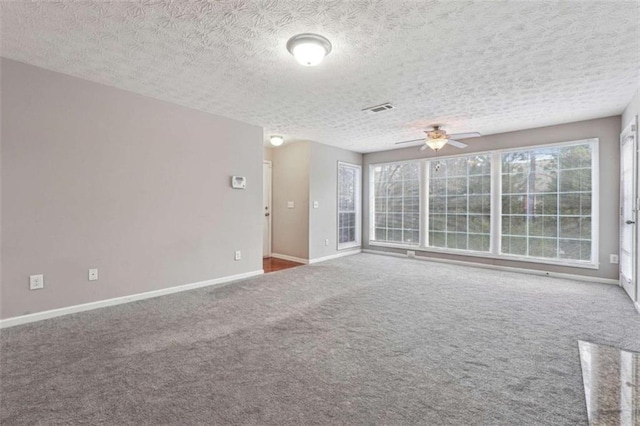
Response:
[501,143,593,261]
[369,139,598,267]
[428,155,491,252]
[337,162,361,250]
[371,162,420,245]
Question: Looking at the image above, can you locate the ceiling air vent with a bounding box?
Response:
[362,102,394,114]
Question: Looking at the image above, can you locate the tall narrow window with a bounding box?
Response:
[337,162,361,250]
[372,162,420,244]
[428,154,492,251]
[501,142,594,261]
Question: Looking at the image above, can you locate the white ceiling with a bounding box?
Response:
[1,1,639,153]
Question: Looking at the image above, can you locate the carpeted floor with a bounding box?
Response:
[1,253,639,425]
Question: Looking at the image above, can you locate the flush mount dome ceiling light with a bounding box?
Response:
[286,33,332,66]
[270,135,284,146]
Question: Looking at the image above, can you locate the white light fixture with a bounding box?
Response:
[270,135,284,146]
[286,33,332,66]
[426,138,448,151]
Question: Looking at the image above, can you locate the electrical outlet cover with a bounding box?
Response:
[88,269,98,281]
[29,274,44,290]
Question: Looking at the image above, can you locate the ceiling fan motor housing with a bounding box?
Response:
[425,126,447,140]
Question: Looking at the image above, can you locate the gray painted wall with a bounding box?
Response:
[271,142,310,260]
[271,141,362,261]
[309,142,362,260]
[1,59,263,319]
[363,116,621,280]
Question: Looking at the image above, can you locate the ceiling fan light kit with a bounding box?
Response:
[426,138,448,151]
[395,125,481,152]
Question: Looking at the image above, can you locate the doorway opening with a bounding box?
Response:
[262,159,304,273]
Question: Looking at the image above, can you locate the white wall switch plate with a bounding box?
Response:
[407,250,416,258]
[234,250,241,261]
[325,239,329,246]
[29,274,44,290]
[88,269,98,281]
[610,254,619,264]
[287,201,294,209]
[313,201,319,209]
[231,176,246,189]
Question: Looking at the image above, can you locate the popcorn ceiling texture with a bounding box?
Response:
[1,0,638,152]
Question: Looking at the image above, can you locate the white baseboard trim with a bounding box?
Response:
[309,249,362,264]
[635,301,640,314]
[270,253,309,264]
[0,269,264,329]
[362,249,619,285]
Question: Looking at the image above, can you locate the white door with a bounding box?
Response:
[263,161,272,258]
[620,120,637,301]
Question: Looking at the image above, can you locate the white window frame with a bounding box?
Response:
[337,162,362,250]
[423,153,493,253]
[368,138,599,269]
[369,161,421,246]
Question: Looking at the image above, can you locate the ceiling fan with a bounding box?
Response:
[395,125,482,152]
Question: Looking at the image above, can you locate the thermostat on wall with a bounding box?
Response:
[231,176,246,189]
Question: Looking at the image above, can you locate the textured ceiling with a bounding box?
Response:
[1,0,639,153]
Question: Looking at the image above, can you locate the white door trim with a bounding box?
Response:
[620,117,638,302]
[263,160,272,258]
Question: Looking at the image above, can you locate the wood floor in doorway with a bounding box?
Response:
[263,257,304,273]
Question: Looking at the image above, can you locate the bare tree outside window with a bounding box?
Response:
[501,143,592,261]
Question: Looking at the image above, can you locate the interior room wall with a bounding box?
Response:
[271,141,310,260]
[309,142,363,260]
[1,58,264,319]
[363,116,621,280]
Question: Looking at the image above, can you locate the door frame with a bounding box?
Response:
[263,160,272,258]
[620,117,638,305]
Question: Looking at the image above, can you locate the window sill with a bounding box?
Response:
[338,242,361,251]
[367,241,599,270]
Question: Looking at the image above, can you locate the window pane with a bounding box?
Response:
[338,163,361,247]
[501,142,593,262]
[372,162,419,245]
[427,154,491,252]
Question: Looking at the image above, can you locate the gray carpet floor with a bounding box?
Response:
[2,253,640,425]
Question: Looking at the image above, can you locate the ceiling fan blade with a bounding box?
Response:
[394,138,425,145]
[419,144,428,151]
[448,139,468,148]
[447,132,481,140]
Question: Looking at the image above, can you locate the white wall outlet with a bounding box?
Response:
[287,201,294,209]
[88,269,98,281]
[610,254,619,264]
[313,201,319,209]
[407,250,416,258]
[29,274,44,290]
[234,250,242,261]
[325,239,329,246]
